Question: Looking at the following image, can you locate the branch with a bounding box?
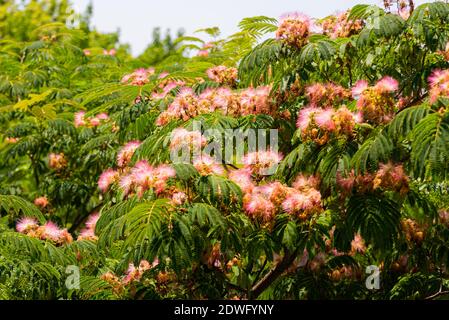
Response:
[425,287,449,300]
[249,248,299,299]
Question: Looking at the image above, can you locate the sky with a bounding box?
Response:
[71,0,431,56]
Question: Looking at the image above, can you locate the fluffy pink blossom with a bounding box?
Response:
[171,192,187,205]
[206,65,238,86]
[121,68,154,86]
[103,48,116,56]
[197,50,209,57]
[375,76,399,93]
[242,150,283,176]
[74,111,86,127]
[169,128,207,152]
[97,113,109,120]
[16,217,39,233]
[296,106,320,129]
[351,80,368,98]
[276,12,311,48]
[119,174,135,195]
[350,233,366,255]
[89,117,100,126]
[293,174,320,191]
[314,108,336,131]
[117,141,141,167]
[98,168,118,192]
[193,155,225,176]
[428,69,449,103]
[34,196,49,208]
[243,193,276,222]
[228,168,254,193]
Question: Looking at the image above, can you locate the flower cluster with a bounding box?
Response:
[206,65,238,86]
[352,77,399,124]
[74,111,109,128]
[16,218,73,245]
[373,162,409,194]
[121,68,155,86]
[297,105,361,145]
[151,77,185,100]
[122,259,158,285]
[101,259,158,290]
[401,218,425,244]
[428,69,449,103]
[276,12,311,49]
[117,141,141,168]
[305,82,352,107]
[383,0,414,20]
[77,213,100,241]
[48,153,67,170]
[197,42,214,57]
[193,155,225,176]
[242,150,283,176]
[99,160,176,198]
[320,11,363,38]
[230,170,323,222]
[103,48,116,56]
[34,196,49,209]
[337,162,409,195]
[5,137,19,143]
[169,128,207,153]
[156,85,273,126]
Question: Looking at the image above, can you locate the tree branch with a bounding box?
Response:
[249,248,299,299]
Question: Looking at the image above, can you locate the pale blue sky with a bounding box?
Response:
[71,0,431,55]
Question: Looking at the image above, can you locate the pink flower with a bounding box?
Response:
[89,117,101,127]
[282,191,308,214]
[314,108,336,131]
[48,153,67,170]
[276,12,311,48]
[169,128,207,152]
[97,113,109,120]
[293,174,320,191]
[193,155,225,176]
[197,50,209,57]
[34,196,49,208]
[243,193,276,222]
[42,221,62,241]
[74,111,86,127]
[16,217,38,233]
[83,49,91,56]
[228,168,254,193]
[154,164,176,181]
[428,69,449,103]
[85,212,100,230]
[117,141,141,167]
[242,150,283,176]
[103,49,116,56]
[119,174,135,195]
[121,68,154,86]
[206,65,238,86]
[351,80,368,98]
[350,233,366,255]
[171,192,187,205]
[296,106,320,129]
[98,168,118,192]
[158,71,169,79]
[375,76,399,93]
